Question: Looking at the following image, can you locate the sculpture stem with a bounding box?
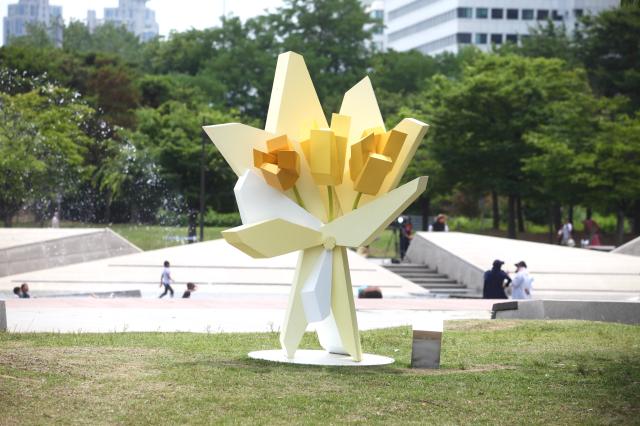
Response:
[292,185,306,209]
[328,186,334,221]
[352,192,363,210]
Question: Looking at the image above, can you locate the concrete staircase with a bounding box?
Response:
[383,263,475,297]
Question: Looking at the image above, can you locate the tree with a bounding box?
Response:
[576,6,640,111]
[500,20,575,63]
[584,107,640,244]
[264,0,375,115]
[0,86,94,225]
[421,54,591,238]
[134,102,247,232]
[64,22,143,65]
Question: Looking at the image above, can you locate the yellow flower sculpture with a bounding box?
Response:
[203,52,430,364]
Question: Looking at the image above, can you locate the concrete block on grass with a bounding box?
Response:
[411,318,443,369]
[0,300,6,331]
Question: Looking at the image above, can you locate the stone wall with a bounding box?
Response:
[0,229,140,277]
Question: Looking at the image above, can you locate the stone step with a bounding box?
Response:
[410,277,459,284]
[396,272,448,279]
[385,264,435,271]
[427,288,473,294]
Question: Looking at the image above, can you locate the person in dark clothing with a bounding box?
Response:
[19,283,31,298]
[429,214,449,232]
[399,216,413,259]
[483,260,511,299]
[182,282,197,298]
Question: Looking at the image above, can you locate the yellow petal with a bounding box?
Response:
[265,52,328,142]
[204,123,274,177]
[253,149,277,168]
[377,118,430,195]
[323,176,428,248]
[259,163,298,192]
[377,129,407,162]
[276,150,300,176]
[353,153,393,195]
[266,134,291,152]
[223,218,323,258]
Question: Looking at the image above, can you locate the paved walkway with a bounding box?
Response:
[3,298,495,333]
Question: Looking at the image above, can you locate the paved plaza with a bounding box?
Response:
[3,229,639,333]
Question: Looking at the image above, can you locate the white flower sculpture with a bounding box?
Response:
[204,52,429,362]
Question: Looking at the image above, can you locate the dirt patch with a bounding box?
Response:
[401,364,516,376]
[0,344,163,378]
[444,320,521,332]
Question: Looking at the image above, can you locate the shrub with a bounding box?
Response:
[204,209,241,227]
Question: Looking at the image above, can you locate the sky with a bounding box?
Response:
[0,0,284,45]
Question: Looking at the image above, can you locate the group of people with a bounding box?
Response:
[483,260,533,300]
[558,214,602,247]
[398,214,449,259]
[159,260,197,299]
[12,283,30,298]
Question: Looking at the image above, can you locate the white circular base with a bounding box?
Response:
[248,349,394,366]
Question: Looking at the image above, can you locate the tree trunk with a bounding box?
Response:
[552,203,562,231]
[507,195,517,239]
[568,205,574,224]
[516,196,525,233]
[632,200,640,236]
[188,210,198,244]
[420,196,430,231]
[548,205,555,244]
[616,208,625,246]
[491,191,500,230]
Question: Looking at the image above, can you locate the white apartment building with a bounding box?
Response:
[363,0,386,51]
[385,0,620,55]
[3,0,63,46]
[87,0,159,42]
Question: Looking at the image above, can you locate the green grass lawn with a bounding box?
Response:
[109,224,225,251]
[1,320,638,424]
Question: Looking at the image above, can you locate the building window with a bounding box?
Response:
[457,33,472,44]
[522,9,534,20]
[475,33,487,44]
[537,9,549,20]
[491,8,503,19]
[506,34,518,43]
[457,7,473,18]
[507,9,518,20]
[552,10,563,21]
[476,8,488,19]
[574,9,584,18]
[490,34,503,44]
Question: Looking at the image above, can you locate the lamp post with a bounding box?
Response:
[200,117,206,242]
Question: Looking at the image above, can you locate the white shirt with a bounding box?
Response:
[512,268,533,300]
[161,267,172,285]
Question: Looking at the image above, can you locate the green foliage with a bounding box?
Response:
[134,102,243,211]
[204,209,241,227]
[0,86,94,225]
[575,6,640,110]
[64,22,143,65]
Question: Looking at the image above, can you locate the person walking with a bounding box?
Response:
[483,260,511,299]
[159,260,175,298]
[558,219,574,246]
[511,261,533,299]
[582,213,601,246]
